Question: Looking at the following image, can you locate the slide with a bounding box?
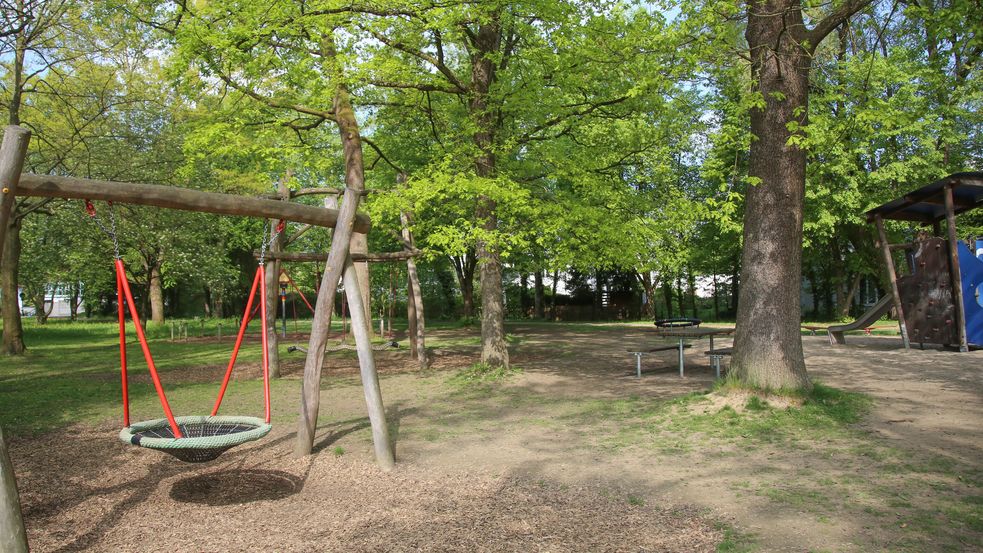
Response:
[827,294,894,345]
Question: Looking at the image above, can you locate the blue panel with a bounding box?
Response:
[958,241,983,346]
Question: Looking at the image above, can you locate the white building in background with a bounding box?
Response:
[17,285,75,318]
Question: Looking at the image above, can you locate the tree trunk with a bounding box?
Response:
[31,289,48,324]
[840,272,862,318]
[676,276,685,318]
[519,274,528,318]
[687,268,697,318]
[1,219,25,355]
[213,288,224,319]
[712,272,720,320]
[452,253,476,318]
[550,270,559,320]
[729,257,740,315]
[637,270,657,320]
[533,270,545,319]
[662,279,674,319]
[731,0,814,390]
[471,14,508,368]
[69,282,80,321]
[147,260,165,325]
[401,209,427,368]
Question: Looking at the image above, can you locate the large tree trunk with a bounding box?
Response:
[731,0,814,390]
[471,15,508,368]
[1,219,25,354]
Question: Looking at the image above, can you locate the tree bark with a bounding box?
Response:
[69,282,80,321]
[471,14,508,368]
[635,270,658,320]
[841,272,862,318]
[401,210,427,368]
[148,261,165,325]
[533,270,545,319]
[662,279,674,319]
[732,0,870,389]
[1,220,25,355]
[452,253,476,318]
[550,270,559,320]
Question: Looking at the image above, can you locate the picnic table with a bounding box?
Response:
[649,326,736,376]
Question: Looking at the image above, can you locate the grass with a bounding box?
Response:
[0,318,338,434]
[446,362,523,386]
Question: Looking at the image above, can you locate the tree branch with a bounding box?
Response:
[806,0,875,50]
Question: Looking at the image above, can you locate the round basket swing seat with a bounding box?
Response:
[119,416,272,463]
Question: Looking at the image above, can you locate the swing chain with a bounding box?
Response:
[258,218,286,265]
[84,199,121,259]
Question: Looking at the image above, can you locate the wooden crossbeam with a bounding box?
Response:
[258,249,421,263]
[16,173,372,233]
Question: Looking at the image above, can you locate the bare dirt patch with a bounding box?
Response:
[10,424,722,552]
[690,390,804,415]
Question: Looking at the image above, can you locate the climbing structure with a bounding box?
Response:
[865,172,983,351]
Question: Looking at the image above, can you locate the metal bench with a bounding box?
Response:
[627,345,692,378]
[704,347,733,378]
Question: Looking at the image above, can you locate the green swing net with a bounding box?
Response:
[87,200,279,462]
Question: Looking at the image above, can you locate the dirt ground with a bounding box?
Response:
[7,324,983,552]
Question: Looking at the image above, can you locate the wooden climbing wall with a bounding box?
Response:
[899,237,959,345]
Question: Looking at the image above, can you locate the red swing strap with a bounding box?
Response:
[116,259,183,438]
[117,265,130,427]
[211,264,272,423]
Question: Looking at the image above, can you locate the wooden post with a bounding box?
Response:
[351,231,372,334]
[943,183,969,352]
[0,427,28,553]
[875,215,911,350]
[400,210,427,368]
[0,126,30,250]
[264,178,289,378]
[342,254,394,469]
[295,38,386,460]
[0,126,31,553]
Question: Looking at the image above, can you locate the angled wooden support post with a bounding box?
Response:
[342,254,395,469]
[874,215,910,350]
[943,182,969,352]
[0,125,32,553]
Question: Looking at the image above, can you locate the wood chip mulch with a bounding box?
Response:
[9,426,723,552]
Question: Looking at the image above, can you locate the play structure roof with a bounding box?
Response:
[865,172,983,223]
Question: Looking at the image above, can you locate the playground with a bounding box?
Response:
[2,321,981,552]
[2,3,982,551]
